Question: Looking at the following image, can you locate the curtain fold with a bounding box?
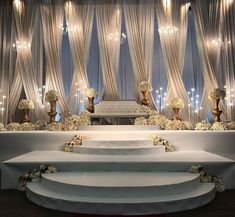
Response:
[65,0,94,112]
[96,0,121,100]
[156,0,190,120]
[123,0,156,109]
[40,0,68,111]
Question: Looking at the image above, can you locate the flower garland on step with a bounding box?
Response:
[151,135,174,152]
[19,165,57,191]
[187,165,225,192]
[64,135,85,152]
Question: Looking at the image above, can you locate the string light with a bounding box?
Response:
[60,22,79,35]
[12,40,31,52]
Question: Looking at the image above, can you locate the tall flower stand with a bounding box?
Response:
[87,97,95,113]
[141,91,150,106]
[48,101,57,123]
[173,108,181,120]
[212,98,222,122]
[22,109,30,123]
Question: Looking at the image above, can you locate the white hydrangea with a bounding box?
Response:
[86,88,97,98]
[211,122,227,131]
[45,90,59,102]
[18,99,35,110]
[6,122,20,131]
[0,123,6,132]
[134,117,148,125]
[195,120,211,130]
[169,97,184,109]
[46,122,63,131]
[137,81,152,92]
[63,115,80,131]
[147,115,168,129]
[165,120,187,130]
[78,111,91,126]
[138,105,151,113]
[19,123,35,131]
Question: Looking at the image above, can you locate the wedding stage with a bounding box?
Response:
[1,126,235,215]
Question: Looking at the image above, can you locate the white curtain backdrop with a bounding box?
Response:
[156,0,190,120]
[123,0,156,109]
[96,0,121,100]
[65,0,94,113]
[40,0,68,111]
[13,0,47,121]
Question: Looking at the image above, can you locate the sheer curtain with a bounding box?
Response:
[40,0,68,111]
[65,0,94,113]
[0,2,16,124]
[96,0,121,100]
[156,0,190,120]
[192,0,224,120]
[123,0,156,109]
[13,0,47,120]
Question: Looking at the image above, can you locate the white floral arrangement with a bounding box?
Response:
[78,111,91,126]
[18,165,57,191]
[138,105,151,113]
[137,81,152,92]
[46,122,63,131]
[64,135,84,152]
[6,122,20,131]
[195,120,212,130]
[147,114,168,129]
[0,123,6,132]
[63,115,80,131]
[151,135,174,152]
[35,120,48,130]
[209,88,226,100]
[45,90,59,102]
[169,97,184,109]
[18,99,35,110]
[165,120,186,130]
[148,110,159,116]
[86,88,97,98]
[134,117,148,125]
[187,165,225,192]
[226,122,235,130]
[19,123,35,131]
[182,121,194,130]
[211,122,227,131]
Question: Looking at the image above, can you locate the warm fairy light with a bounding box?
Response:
[158,25,178,35]
[13,40,31,52]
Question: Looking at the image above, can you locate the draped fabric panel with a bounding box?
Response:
[40,0,68,111]
[65,0,94,112]
[156,0,190,120]
[123,0,156,109]
[0,2,16,124]
[96,0,121,100]
[13,0,47,121]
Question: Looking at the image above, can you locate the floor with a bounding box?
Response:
[0,189,235,217]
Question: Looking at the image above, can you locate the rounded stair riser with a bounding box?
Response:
[74,146,165,155]
[82,140,153,147]
[26,183,215,215]
[40,174,200,198]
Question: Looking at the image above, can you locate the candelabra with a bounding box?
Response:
[38,85,46,110]
[155,87,167,112]
[188,88,202,123]
[75,80,86,114]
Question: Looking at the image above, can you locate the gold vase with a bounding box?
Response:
[141,90,150,106]
[22,109,30,123]
[48,101,57,123]
[87,97,95,113]
[212,98,222,122]
[173,107,181,120]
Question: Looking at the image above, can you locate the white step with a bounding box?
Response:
[74,146,165,155]
[40,172,200,197]
[82,139,153,147]
[27,175,215,215]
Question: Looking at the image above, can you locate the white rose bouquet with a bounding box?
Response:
[86,88,97,98]
[45,90,59,102]
[169,97,184,109]
[18,99,35,110]
[137,81,152,92]
[209,88,226,100]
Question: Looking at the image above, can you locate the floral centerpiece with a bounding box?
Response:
[169,97,184,120]
[209,88,226,122]
[6,122,20,131]
[134,117,148,125]
[19,123,35,131]
[137,81,152,106]
[195,120,212,130]
[45,90,59,122]
[18,99,35,123]
[78,111,91,126]
[0,123,6,132]
[86,88,97,113]
[64,135,84,152]
[18,165,57,191]
[165,120,189,130]
[46,122,63,131]
[147,114,168,129]
[63,115,80,131]
[211,122,227,131]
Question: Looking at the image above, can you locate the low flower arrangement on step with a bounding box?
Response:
[187,165,225,192]
[151,135,174,152]
[19,165,57,191]
[64,135,85,152]
[195,120,234,131]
